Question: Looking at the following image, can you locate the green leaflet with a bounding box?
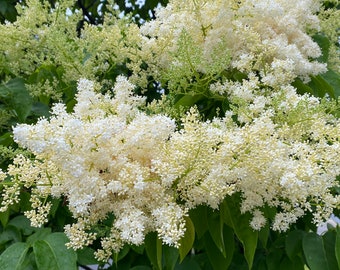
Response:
[33,232,77,270]
[266,245,285,270]
[130,266,153,270]
[312,34,330,64]
[8,215,36,236]
[321,70,340,98]
[292,78,314,96]
[0,225,22,246]
[76,247,99,266]
[26,228,52,246]
[113,245,130,265]
[285,230,305,261]
[278,256,304,270]
[0,208,9,227]
[221,196,258,270]
[308,75,336,99]
[323,229,338,270]
[292,69,340,99]
[204,232,231,270]
[145,232,163,270]
[0,242,29,270]
[189,205,208,239]
[303,232,329,270]
[174,94,204,109]
[336,227,340,269]
[0,0,17,22]
[0,132,13,147]
[0,214,87,269]
[179,216,195,262]
[0,78,32,122]
[175,256,201,270]
[207,209,227,257]
[163,245,179,270]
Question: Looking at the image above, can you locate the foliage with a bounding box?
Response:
[0,0,339,269]
[0,0,168,24]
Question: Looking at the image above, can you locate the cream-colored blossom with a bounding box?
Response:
[139,0,326,93]
[0,0,142,99]
[151,203,188,247]
[64,219,97,250]
[4,75,340,257]
[9,77,187,253]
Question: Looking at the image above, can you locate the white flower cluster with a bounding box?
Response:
[9,77,188,260]
[141,0,326,87]
[1,75,338,260]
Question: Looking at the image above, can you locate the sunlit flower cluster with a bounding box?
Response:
[0,74,338,259]
[140,0,326,90]
[5,77,189,260]
[0,0,142,99]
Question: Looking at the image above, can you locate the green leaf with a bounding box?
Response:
[285,230,305,260]
[0,78,32,122]
[258,206,276,249]
[313,34,330,63]
[175,256,201,270]
[0,132,14,147]
[33,232,77,270]
[0,225,22,245]
[0,1,8,15]
[232,69,248,82]
[223,225,235,266]
[26,228,52,245]
[279,256,304,270]
[49,198,61,218]
[66,99,77,113]
[258,223,270,249]
[303,232,329,270]
[76,247,98,266]
[163,245,179,270]
[130,266,152,270]
[31,102,51,118]
[19,251,36,270]
[8,215,36,236]
[189,205,208,239]
[0,242,29,270]
[0,0,17,22]
[308,75,335,99]
[266,247,284,270]
[131,244,145,255]
[19,190,32,212]
[179,216,195,262]
[0,208,10,227]
[292,78,314,96]
[174,94,204,109]
[204,231,231,270]
[322,229,338,270]
[145,232,163,270]
[252,252,267,270]
[336,227,340,269]
[207,210,226,256]
[321,69,340,98]
[157,237,162,269]
[113,245,130,264]
[221,196,258,270]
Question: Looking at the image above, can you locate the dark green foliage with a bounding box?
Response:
[0,0,17,23]
[0,0,169,25]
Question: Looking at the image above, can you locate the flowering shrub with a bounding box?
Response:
[0,0,339,269]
